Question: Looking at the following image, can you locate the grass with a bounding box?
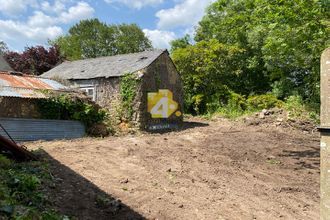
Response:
[0,154,67,220]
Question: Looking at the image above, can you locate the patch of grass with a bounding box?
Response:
[0,155,67,219]
[284,95,320,124]
[266,159,281,165]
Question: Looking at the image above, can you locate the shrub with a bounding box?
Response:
[247,94,283,110]
[37,94,106,127]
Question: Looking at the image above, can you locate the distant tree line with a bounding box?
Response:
[1,18,152,75]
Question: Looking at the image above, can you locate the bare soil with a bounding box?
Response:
[26,117,320,220]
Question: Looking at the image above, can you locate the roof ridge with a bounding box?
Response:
[63,49,166,64]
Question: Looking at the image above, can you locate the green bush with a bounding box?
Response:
[37,94,106,127]
[247,94,283,110]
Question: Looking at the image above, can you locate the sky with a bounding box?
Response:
[0,0,215,51]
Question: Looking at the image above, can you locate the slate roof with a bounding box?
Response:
[42,49,167,80]
[0,56,13,72]
[0,72,68,98]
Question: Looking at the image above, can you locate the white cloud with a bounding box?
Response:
[59,2,94,23]
[104,0,163,9]
[28,11,55,27]
[0,0,38,16]
[0,20,63,42]
[143,29,176,49]
[156,0,215,30]
[0,1,94,49]
[41,0,66,15]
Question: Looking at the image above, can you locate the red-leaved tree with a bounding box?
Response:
[4,45,63,75]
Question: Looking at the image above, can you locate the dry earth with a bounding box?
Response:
[26,117,320,220]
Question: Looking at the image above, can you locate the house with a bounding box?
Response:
[42,49,184,131]
[0,72,85,141]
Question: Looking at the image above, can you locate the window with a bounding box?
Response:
[80,87,96,101]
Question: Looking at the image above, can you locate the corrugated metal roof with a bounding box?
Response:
[0,72,67,98]
[41,49,167,80]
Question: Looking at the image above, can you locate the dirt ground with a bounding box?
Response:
[26,117,320,220]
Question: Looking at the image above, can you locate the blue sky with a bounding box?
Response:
[0,0,215,51]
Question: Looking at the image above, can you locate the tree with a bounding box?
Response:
[53,19,152,60]
[195,0,330,102]
[170,34,191,53]
[4,45,63,75]
[172,39,245,114]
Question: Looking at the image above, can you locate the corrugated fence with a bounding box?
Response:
[0,118,85,142]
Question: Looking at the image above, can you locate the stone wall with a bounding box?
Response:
[70,52,184,131]
[0,97,41,118]
[137,52,184,130]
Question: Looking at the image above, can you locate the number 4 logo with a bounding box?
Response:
[148,90,182,119]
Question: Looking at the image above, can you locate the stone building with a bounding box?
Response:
[42,49,184,130]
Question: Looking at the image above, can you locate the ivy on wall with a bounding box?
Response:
[119,73,141,121]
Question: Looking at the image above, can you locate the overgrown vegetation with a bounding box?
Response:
[37,93,106,127]
[0,155,66,219]
[119,73,141,121]
[171,0,329,119]
[206,93,319,123]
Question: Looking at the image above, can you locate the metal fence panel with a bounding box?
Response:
[0,118,85,142]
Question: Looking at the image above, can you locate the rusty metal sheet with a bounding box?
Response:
[0,72,67,98]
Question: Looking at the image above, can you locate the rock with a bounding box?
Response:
[276,118,284,122]
[120,178,129,184]
[259,113,265,119]
[178,204,184,208]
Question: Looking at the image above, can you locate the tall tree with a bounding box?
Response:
[195,0,330,102]
[4,45,63,75]
[172,39,246,114]
[53,19,152,60]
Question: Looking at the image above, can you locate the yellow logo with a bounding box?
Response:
[148,89,182,119]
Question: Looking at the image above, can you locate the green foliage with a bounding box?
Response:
[172,39,245,114]
[171,0,327,118]
[0,155,11,168]
[37,94,106,127]
[209,93,285,119]
[119,73,140,120]
[0,156,66,219]
[247,94,283,110]
[284,95,319,123]
[194,0,329,103]
[170,34,191,53]
[52,19,152,60]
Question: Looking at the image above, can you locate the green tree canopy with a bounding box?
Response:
[52,19,152,60]
[170,34,191,53]
[194,0,329,102]
[172,39,246,114]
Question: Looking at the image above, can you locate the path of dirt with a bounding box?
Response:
[27,118,320,220]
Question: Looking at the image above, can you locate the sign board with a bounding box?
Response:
[147,89,182,131]
[320,48,330,220]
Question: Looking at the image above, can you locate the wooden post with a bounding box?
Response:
[320,48,330,220]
